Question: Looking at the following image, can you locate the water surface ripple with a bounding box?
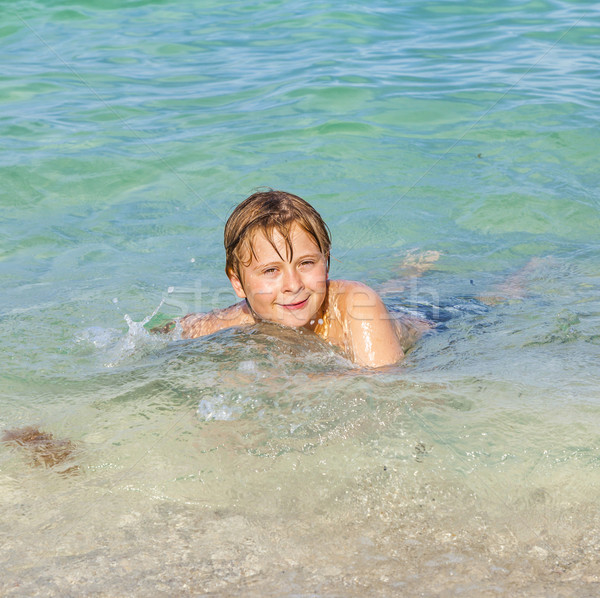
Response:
[1,1,600,596]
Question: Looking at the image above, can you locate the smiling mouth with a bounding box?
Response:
[279,297,309,310]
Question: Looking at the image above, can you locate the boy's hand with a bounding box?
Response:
[149,320,176,334]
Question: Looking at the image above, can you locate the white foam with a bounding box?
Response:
[197,396,236,421]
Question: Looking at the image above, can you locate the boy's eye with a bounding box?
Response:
[300,260,315,267]
[263,267,278,275]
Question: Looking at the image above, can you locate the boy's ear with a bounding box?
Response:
[227,270,246,299]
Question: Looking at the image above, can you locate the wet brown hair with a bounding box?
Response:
[224,190,331,281]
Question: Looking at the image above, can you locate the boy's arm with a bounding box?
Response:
[342,282,405,368]
[150,301,252,338]
[181,301,253,338]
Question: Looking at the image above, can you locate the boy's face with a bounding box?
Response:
[228,224,328,328]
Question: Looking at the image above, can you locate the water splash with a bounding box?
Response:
[76,294,182,368]
[105,298,177,367]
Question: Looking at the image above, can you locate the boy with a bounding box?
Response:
[176,190,427,368]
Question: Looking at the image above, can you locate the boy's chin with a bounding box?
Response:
[273,317,311,329]
[260,313,314,329]
[249,303,319,329]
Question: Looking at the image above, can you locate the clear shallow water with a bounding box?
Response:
[1,1,600,596]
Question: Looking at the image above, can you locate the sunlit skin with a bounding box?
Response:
[179,224,416,368]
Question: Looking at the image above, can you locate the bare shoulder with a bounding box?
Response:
[326,279,404,368]
[329,279,389,320]
[329,279,371,294]
[181,301,253,339]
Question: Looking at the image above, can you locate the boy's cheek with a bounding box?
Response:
[249,287,277,303]
[312,272,328,292]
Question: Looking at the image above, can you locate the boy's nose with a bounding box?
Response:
[282,268,303,293]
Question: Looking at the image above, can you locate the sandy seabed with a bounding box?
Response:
[2,444,600,598]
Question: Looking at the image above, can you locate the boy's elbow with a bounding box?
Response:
[376,346,405,368]
[355,340,405,368]
[358,354,404,369]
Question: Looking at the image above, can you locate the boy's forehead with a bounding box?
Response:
[244,224,320,264]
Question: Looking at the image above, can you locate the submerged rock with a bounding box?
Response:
[1,426,79,475]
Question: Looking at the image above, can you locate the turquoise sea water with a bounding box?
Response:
[1,1,599,595]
